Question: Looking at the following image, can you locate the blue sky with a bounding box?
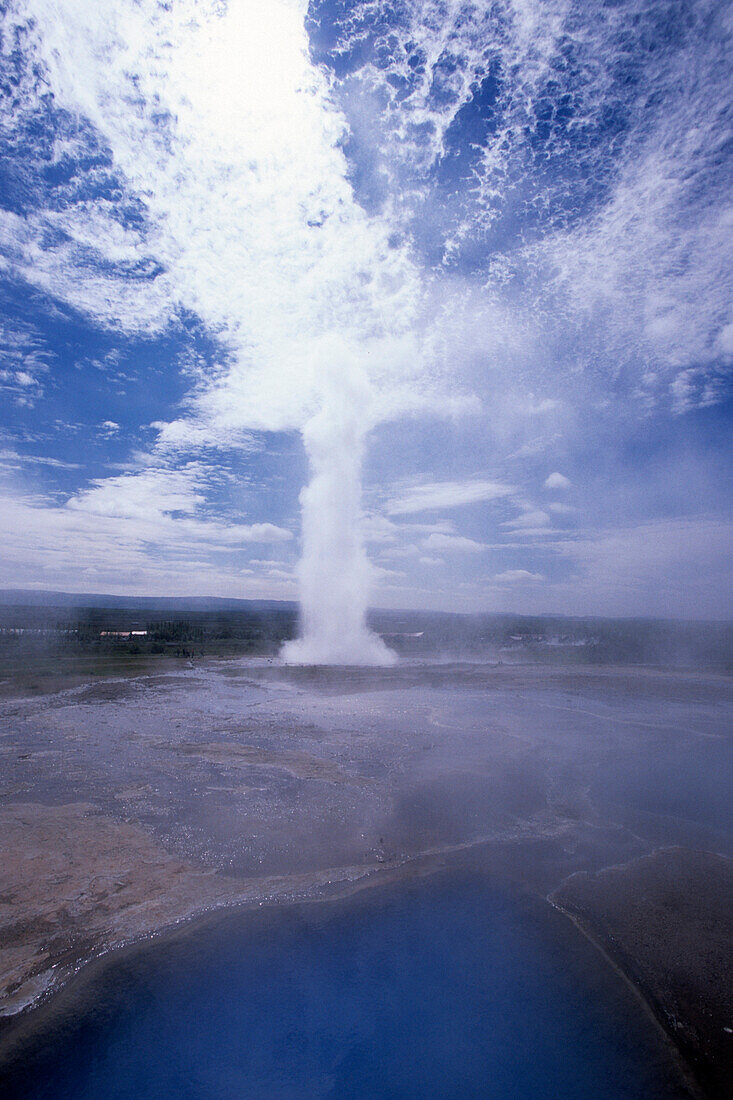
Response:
[0,0,731,618]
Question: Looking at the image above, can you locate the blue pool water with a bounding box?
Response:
[0,873,687,1099]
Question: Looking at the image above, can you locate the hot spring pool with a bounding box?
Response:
[0,871,689,1098]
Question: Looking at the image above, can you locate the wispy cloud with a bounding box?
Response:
[494,570,544,584]
[0,482,294,597]
[63,465,293,546]
[1,0,431,438]
[549,517,733,619]
[0,448,80,471]
[387,479,514,515]
[422,532,485,554]
[502,509,552,530]
[0,319,51,407]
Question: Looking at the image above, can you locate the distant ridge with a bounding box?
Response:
[0,589,298,613]
[0,590,730,669]
[0,589,731,627]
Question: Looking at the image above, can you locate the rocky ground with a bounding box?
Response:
[0,659,731,1095]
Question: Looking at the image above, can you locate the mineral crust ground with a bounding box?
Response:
[0,660,730,1096]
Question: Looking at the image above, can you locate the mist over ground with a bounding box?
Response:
[1,650,731,1096]
[1,593,732,694]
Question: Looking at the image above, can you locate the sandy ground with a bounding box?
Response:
[0,659,731,1094]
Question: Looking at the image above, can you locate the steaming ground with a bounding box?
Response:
[0,659,731,1095]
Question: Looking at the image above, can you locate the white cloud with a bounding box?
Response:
[259,566,295,581]
[67,468,205,521]
[150,419,257,454]
[387,478,513,515]
[503,509,552,530]
[3,0,432,436]
[233,524,292,545]
[62,465,293,546]
[494,570,544,583]
[382,545,421,559]
[522,396,562,416]
[717,322,733,357]
[531,92,733,404]
[422,532,485,554]
[0,487,294,597]
[670,368,727,415]
[0,448,80,470]
[544,472,571,491]
[549,517,733,619]
[0,319,50,406]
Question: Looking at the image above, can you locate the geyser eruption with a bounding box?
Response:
[282,350,395,667]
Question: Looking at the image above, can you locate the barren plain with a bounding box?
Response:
[0,659,731,1096]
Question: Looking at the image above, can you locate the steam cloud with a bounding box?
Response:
[282,360,395,666]
[4,0,414,664]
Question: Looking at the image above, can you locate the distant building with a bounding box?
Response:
[100,630,148,638]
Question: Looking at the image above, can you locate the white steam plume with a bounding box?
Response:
[283,350,395,665]
[3,0,422,664]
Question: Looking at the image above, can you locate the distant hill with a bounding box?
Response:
[0,589,297,613]
[0,590,731,670]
